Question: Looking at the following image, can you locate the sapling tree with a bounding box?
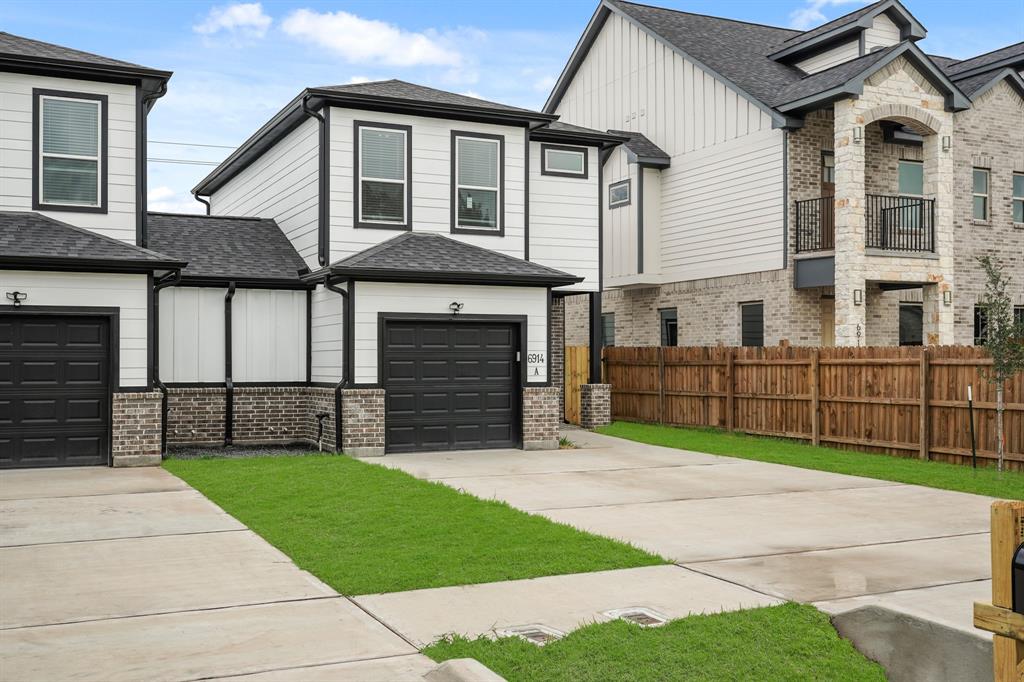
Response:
[977,255,1024,471]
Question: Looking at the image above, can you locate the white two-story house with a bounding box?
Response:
[553,0,1023,350]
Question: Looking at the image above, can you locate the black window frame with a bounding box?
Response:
[540,143,588,179]
[32,88,109,214]
[353,120,413,231]
[601,312,615,347]
[740,301,764,347]
[659,307,678,347]
[450,130,505,237]
[898,301,923,346]
[608,179,631,208]
[978,304,1024,345]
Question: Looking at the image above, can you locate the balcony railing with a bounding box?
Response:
[794,194,935,254]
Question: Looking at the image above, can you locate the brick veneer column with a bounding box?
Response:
[580,383,611,429]
[550,297,565,420]
[522,386,559,450]
[112,391,162,467]
[341,388,385,456]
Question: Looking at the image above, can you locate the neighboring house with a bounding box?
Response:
[1,33,616,468]
[554,0,1024,349]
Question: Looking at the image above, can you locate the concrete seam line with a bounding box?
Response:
[671,564,784,602]
[181,652,425,682]
[0,527,247,550]
[419,461,731,481]
[807,576,993,604]
[343,596,421,650]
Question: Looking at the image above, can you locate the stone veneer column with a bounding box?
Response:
[921,122,956,345]
[341,388,385,456]
[833,98,868,347]
[522,386,560,450]
[111,391,163,466]
[579,384,611,429]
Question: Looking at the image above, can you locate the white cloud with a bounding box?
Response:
[459,90,482,99]
[148,186,205,214]
[532,74,556,93]
[281,9,462,67]
[789,0,867,31]
[194,3,272,39]
[347,75,372,84]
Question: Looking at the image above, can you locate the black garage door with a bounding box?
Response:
[382,320,520,453]
[0,314,111,468]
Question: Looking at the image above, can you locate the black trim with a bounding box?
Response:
[195,195,211,215]
[224,282,236,446]
[354,120,413,231]
[530,127,626,146]
[306,289,312,384]
[598,155,604,292]
[546,287,553,386]
[450,130,505,237]
[301,96,329,265]
[588,292,602,383]
[324,268,580,288]
[0,256,184,274]
[346,281,356,387]
[163,381,312,388]
[609,178,631,209]
[0,54,172,85]
[782,130,789,268]
[32,88,109,214]
[136,80,167,246]
[146,272,154,391]
[540,143,589,179]
[637,169,644,274]
[524,127,530,261]
[170,276,311,290]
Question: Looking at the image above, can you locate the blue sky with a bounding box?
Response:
[3,0,1021,213]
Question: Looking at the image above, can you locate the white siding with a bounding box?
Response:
[353,282,548,384]
[159,287,225,383]
[0,72,137,243]
[232,289,306,382]
[528,141,599,292]
[328,107,526,262]
[603,146,639,285]
[642,167,661,277]
[660,128,785,281]
[795,40,861,74]
[865,15,902,52]
[209,118,320,269]
[1,270,148,386]
[311,284,343,383]
[159,287,307,383]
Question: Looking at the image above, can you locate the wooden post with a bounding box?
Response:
[989,502,1024,681]
[919,348,930,460]
[658,346,666,424]
[725,348,735,432]
[811,349,821,446]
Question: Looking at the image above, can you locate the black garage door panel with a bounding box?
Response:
[383,321,520,453]
[0,315,111,469]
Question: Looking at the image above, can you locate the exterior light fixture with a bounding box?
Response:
[943,290,952,306]
[853,127,863,144]
[5,291,27,308]
[942,136,951,152]
[853,289,864,306]
[449,301,464,316]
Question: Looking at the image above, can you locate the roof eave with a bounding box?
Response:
[326,266,582,288]
[307,88,557,125]
[173,275,312,290]
[949,53,1024,81]
[0,255,186,274]
[530,127,627,146]
[0,54,172,86]
[543,2,611,114]
[966,68,1024,102]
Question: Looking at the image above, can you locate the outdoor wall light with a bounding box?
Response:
[449,301,464,315]
[853,127,863,144]
[853,289,864,306]
[943,290,952,306]
[942,135,951,152]
[5,291,27,308]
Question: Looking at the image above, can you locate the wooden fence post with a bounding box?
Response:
[725,348,735,432]
[658,346,666,424]
[811,349,821,446]
[974,501,1024,681]
[920,348,930,460]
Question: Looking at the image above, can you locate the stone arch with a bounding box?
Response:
[860,103,943,135]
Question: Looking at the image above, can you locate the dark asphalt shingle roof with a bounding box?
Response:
[0,31,168,75]
[944,42,1024,76]
[607,129,670,162]
[328,232,581,285]
[147,213,307,282]
[771,45,900,107]
[778,0,886,47]
[0,211,181,267]
[314,80,549,118]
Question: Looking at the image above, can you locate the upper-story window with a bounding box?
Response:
[609,179,631,208]
[1013,172,1023,224]
[452,132,503,235]
[33,89,107,213]
[355,121,411,230]
[541,144,588,179]
[972,168,989,221]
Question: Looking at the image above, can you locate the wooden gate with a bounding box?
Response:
[564,345,590,425]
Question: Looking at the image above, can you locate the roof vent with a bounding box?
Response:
[495,624,564,646]
[603,607,668,627]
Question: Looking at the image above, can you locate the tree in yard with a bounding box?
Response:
[977,256,1024,471]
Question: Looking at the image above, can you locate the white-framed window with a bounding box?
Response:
[34,90,105,211]
[609,179,631,208]
[1013,172,1023,224]
[972,168,989,221]
[355,122,410,228]
[452,132,502,233]
[541,143,587,178]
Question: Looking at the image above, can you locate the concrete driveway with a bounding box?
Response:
[0,467,434,682]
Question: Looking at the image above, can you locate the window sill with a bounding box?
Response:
[354,221,411,231]
[1013,222,1024,230]
[33,201,107,215]
[971,219,991,227]
[451,225,504,237]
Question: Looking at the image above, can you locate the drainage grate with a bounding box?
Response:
[496,624,565,646]
[603,607,668,627]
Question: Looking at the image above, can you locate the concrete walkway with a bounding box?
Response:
[0,467,434,682]
[368,428,993,645]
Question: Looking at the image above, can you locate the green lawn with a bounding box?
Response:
[599,421,1024,500]
[424,603,886,682]
[164,455,664,595]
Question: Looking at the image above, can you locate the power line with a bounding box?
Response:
[150,140,236,149]
[147,157,221,166]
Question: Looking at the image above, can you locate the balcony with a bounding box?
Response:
[795,194,935,254]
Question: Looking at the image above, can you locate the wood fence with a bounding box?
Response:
[564,345,590,425]
[603,345,1024,470]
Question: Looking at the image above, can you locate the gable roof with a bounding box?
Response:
[608,129,670,167]
[953,68,1024,101]
[313,80,553,120]
[769,0,926,61]
[146,213,308,287]
[943,42,1024,79]
[321,232,582,287]
[530,121,627,145]
[0,211,183,273]
[0,31,171,86]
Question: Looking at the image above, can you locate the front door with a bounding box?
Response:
[820,298,835,347]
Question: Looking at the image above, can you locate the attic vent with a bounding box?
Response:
[603,607,668,627]
[496,624,564,646]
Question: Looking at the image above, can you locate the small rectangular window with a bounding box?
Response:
[898,160,923,197]
[609,179,630,208]
[974,305,988,345]
[601,313,615,347]
[659,308,678,347]
[1013,173,1024,223]
[821,151,835,185]
[356,122,410,229]
[898,302,923,346]
[972,168,989,220]
[740,302,764,347]
[34,90,106,212]
[541,144,587,178]
[452,132,503,233]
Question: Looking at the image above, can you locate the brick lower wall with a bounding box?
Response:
[340,388,385,456]
[112,391,162,467]
[523,386,560,450]
[580,384,611,429]
[550,297,565,419]
[166,388,225,446]
[233,387,309,445]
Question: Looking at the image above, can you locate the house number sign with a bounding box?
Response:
[527,352,546,379]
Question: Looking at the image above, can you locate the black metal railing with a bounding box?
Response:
[865,194,935,252]
[795,196,835,252]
